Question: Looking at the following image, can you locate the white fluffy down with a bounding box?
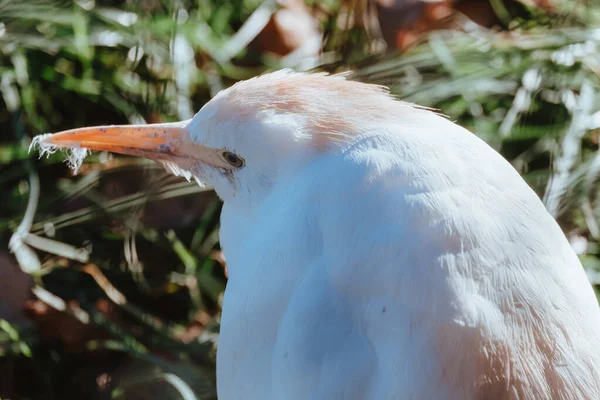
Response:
[29,134,90,174]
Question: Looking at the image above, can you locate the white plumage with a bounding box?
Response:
[38,70,600,399]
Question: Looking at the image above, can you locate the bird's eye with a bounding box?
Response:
[222,151,244,168]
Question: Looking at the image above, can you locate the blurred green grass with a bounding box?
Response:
[1,0,599,399]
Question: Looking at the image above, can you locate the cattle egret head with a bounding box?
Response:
[34,69,600,399]
[37,70,422,207]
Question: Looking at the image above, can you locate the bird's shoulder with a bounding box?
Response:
[288,124,592,309]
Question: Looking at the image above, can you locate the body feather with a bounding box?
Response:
[218,110,600,399]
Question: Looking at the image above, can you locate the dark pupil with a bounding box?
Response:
[224,152,240,166]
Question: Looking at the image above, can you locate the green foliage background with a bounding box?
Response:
[0,0,599,398]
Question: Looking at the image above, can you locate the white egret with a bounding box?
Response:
[36,70,600,399]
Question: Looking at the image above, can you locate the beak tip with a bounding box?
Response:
[29,133,54,154]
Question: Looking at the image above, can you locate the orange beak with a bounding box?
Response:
[40,120,232,169]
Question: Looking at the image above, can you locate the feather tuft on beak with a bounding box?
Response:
[30,133,90,174]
